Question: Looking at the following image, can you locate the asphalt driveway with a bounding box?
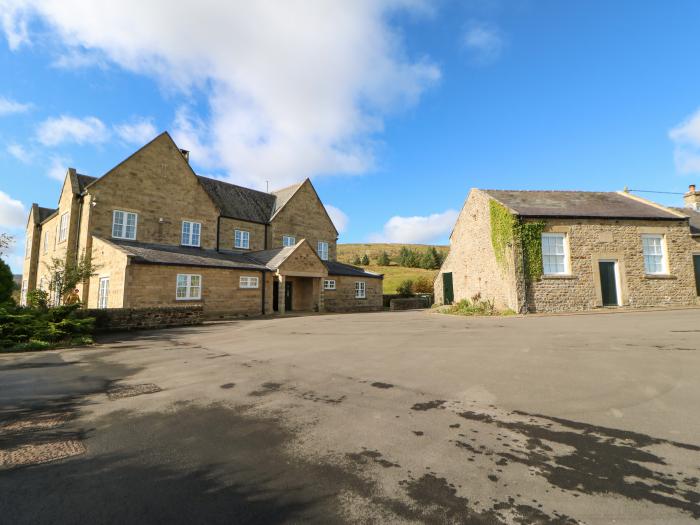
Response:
[1,309,700,524]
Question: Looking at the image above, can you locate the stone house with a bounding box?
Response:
[435,187,700,313]
[20,132,382,316]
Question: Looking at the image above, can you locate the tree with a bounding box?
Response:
[352,255,362,265]
[361,254,370,265]
[420,247,442,270]
[44,253,99,306]
[396,279,414,296]
[377,251,390,266]
[0,233,13,257]
[0,258,14,304]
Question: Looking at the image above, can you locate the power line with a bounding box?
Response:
[627,189,685,195]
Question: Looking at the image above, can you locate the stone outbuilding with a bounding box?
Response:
[435,188,700,313]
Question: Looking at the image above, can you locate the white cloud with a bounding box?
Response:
[0,95,31,115]
[369,209,459,243]
[670,108,700,174]
[463,20,504,65]
[324,204,349,234]
[47,155,69,181]
[6,142,31,163]
[0,190,26,229]
[37,115,109,146]
[114,117,158,145]
[3,1,440,189]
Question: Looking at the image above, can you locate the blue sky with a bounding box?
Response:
[2,1,700,273]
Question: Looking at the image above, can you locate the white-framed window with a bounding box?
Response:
[43,231,49,254]
[176,274,201,300]
[323,279,336,290]
[642,234,667,275]
[98,277,110,309]
[283,235,296,247]
[239,276,259,289]
[541,233,568,275]
[58,212,69,242]
[234,229,250,249]
[181,221,201,247]
[20,280,28,306]
[317,241,329,261]
[112,210,138,240]
[355,281,366,299]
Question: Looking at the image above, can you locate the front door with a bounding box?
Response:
[273,281,279,311]
[442,272,454,305]
[285,281,293,311]
[599,261,619,306]
[693,255,700,296]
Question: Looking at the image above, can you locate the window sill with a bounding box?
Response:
[175,298,202,301]
[644,274,676,280]
[541,274,577,280]
[181,244,202,248]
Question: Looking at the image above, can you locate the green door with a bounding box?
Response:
[693,255,700,296]
[599,261,618,306]
[442,272,454,305]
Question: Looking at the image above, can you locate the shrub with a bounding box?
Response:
[352,256,362,265]
[26,289,49,310]
[0,302,95,351]
[413,276,433,294]
[377,251,390,266]
[439,293,515,317]
[396,279,414,296]
[361,254,370,265]
[0,258,14,304]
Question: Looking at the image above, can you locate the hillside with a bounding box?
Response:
[366,265,439,294]
[337,243,448,264]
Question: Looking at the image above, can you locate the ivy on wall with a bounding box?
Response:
[489,199,546,282]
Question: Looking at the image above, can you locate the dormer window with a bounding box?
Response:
[234,229,250,249]
[181,221,201,247]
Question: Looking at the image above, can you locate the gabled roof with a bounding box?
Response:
[38,206,57,222]
[102,238,268,271]
[324,260,383,279]
[270,181,304,217]
[671,207,700,235]
[196,175,277,223]
[246,245,297,269]
[483,190,684,220]
[76,174,98,192]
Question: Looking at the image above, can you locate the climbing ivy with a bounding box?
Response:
[514,220,547,282]
[489,200,517,269]
[489,199,546,282]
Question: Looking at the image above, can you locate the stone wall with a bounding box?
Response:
[219,217,267,252]
[434,189,520,311]
[270,180,338,260]
[525,218,698,312]
[389,297,425,311]
[125,263,271,316]
[86,237,130,308]
[79,305,203,331]
[323,275,383,312]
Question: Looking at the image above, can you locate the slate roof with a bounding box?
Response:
[76,174,98,192]
[103,238,268,271]
[671,207,700,235]
[38,206,57,222]
[197,175,277,223]
[483,190,683,220]
[271,182,303,217]
[324,260,383,279]
[247,246,297,270]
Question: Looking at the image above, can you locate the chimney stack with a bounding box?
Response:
[684,184,700,210]
[180,149,190,163]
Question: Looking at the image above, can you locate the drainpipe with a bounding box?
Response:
[261,270,266,315]
[264,223,269,250]
[216,216,221,252]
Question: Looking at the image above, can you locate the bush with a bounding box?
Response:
[396,279,414,296]
[0,258,14,304]
[0,302,95,351]
[361,254,370,265]
[26,289,49,310]
[439,293,515,317]
[413,276,433,294]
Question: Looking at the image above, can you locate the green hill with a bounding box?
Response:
[337,243,448,265]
